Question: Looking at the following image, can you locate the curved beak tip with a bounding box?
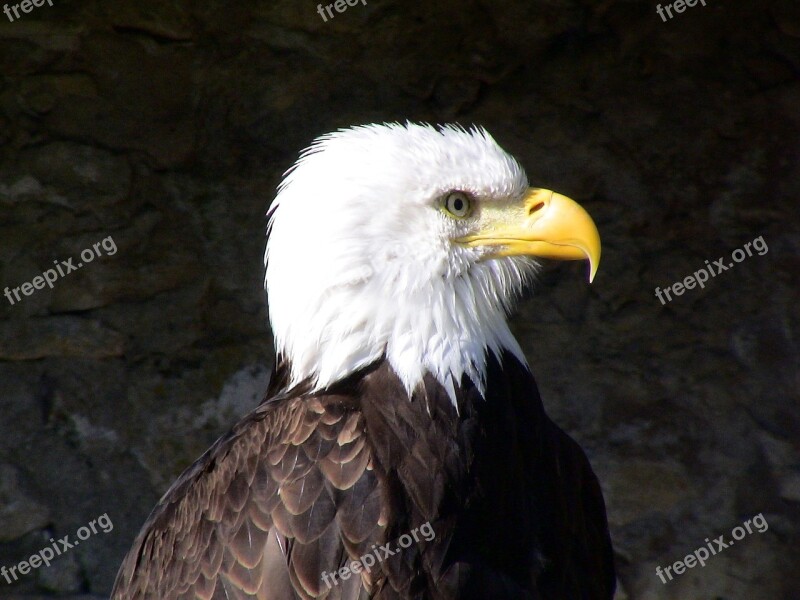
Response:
[585,241,601,283]
[589,260,599,283]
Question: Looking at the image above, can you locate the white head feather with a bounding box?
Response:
[265,123,538,403]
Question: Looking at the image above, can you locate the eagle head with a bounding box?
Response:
[265,123,600,401]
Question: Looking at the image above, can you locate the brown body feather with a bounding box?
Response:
[111,352,615,599]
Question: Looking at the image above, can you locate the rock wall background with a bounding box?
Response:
[0,0,798,598]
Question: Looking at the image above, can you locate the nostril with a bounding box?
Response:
[528,201,545,216]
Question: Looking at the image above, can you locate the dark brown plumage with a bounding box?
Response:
[111,351,614,599]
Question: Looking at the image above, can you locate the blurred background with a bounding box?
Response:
[0,1,798,598]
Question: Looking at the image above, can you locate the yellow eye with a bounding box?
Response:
[442,192,472,219]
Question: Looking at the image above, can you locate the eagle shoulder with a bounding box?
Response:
[111,386,385,600]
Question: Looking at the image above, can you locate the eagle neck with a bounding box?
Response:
[271,269,530,406]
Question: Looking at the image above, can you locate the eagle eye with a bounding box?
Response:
[442,191,473,219]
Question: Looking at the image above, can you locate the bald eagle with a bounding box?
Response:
[112,123,615,599]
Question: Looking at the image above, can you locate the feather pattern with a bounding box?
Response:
[111,353,614,599]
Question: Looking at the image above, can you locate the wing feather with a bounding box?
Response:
[111,392,386,600]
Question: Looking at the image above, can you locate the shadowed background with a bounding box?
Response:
[0,0,798,598]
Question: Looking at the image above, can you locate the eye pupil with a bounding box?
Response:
[453,199,463,211]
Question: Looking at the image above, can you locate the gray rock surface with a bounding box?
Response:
[0,0,798,598]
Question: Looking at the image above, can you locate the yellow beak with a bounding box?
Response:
[456,188,601,282]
